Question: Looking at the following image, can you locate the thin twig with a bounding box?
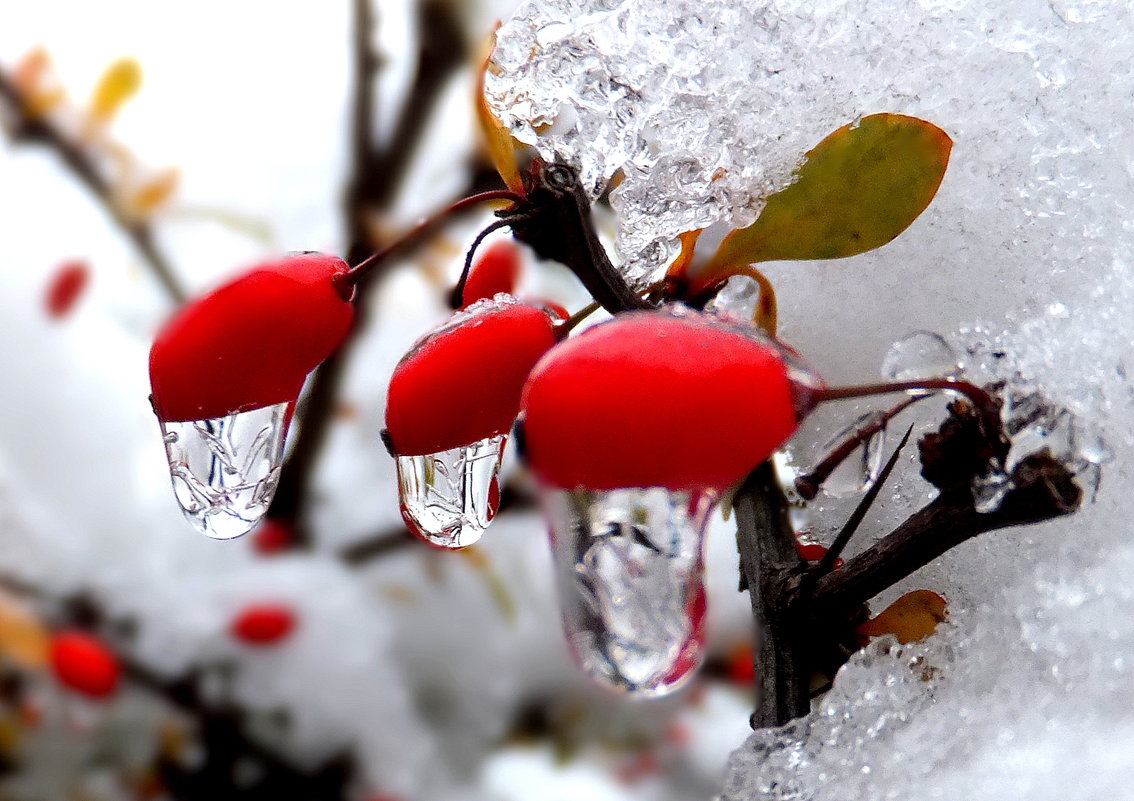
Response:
[268,0,473,546]
[0,66,186,304]
[816,424,914,574]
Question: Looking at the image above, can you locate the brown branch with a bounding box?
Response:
[0,66,186,304]
[267,0,474,546]
[804,453,1080,618]
[733,463,810,728]
[737,398,1083,729]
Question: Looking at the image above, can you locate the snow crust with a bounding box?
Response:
[489,0,1134,798]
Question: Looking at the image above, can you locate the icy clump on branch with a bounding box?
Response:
[495,0,1134,797]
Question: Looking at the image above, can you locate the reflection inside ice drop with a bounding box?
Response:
[396,434,506,549]
[159,401,290,540]
[813,411,888,498]
[545,487,715,697]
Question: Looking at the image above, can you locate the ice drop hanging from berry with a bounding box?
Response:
[149,253,354,539]
[384,297,560,548]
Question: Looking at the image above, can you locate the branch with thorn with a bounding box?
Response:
[736,397,1082,728]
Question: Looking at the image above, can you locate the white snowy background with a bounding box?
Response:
[1,0,1133,799]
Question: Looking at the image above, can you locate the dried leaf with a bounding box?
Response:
[12,47,65,117]
[90,57,142,122]
[129,167,180,215]
[476,26,525,194]
[0,590,50,669]
[857,589,948,644]
[702,114,951,277]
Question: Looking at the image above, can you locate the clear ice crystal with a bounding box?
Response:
[881,331,962,382]
[543,486,715,697]
[813,412,887,499]
[704,274,762,324]
[160,402,289,540]
[396,435,506,549]
[955,336,1112,511]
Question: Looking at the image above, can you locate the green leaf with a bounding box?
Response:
[703,113,951,274]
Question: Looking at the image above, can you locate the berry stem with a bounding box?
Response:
[794,395,922,500]
[338,189,524,292]
[449,218,514,309]
[812,378,1005,461]
[506,162,657,315]
[555,300,603,336]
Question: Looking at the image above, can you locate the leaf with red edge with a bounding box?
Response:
[44,259,90,320]
[461,240,522,308]
[696,114,952,288]
[857,589,948,644]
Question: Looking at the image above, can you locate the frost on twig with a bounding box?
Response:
[736,386,1088,731]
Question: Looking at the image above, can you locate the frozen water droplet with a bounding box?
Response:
[810,412,887,499]
[544,486,714,697]
[881,331,962,382]
[704,274,761,322]
[972,472,1013,514]
[396,435,506,549]
[159,402,290,540]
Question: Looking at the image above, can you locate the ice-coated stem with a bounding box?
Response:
[812,379,1006,461]
[794,396,921,500]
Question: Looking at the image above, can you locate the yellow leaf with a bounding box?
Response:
[90,57,142,122]
[857,589,948,644]
[702,113,952,278]
[476,26,525,194]
[0,590,50,669]
[129,167,180,215]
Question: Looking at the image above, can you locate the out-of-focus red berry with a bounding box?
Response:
[230,604,297,646]
[252,519,294,555]
[45,259,90,320]
[460,240,522,308]
[50,630,120,699]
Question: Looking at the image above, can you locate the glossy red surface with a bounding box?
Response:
[149,253,354,421]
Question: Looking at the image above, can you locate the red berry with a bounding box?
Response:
[796,542,844,568]
[45,259,90,319]
[231,604,296,646]
[252,519,294,555]
[385,300,560,456]
[521,310,822,491]
[460,240,522,308]
[50,631,120,699]
[726,642,756,685]
[149,253,354,422]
